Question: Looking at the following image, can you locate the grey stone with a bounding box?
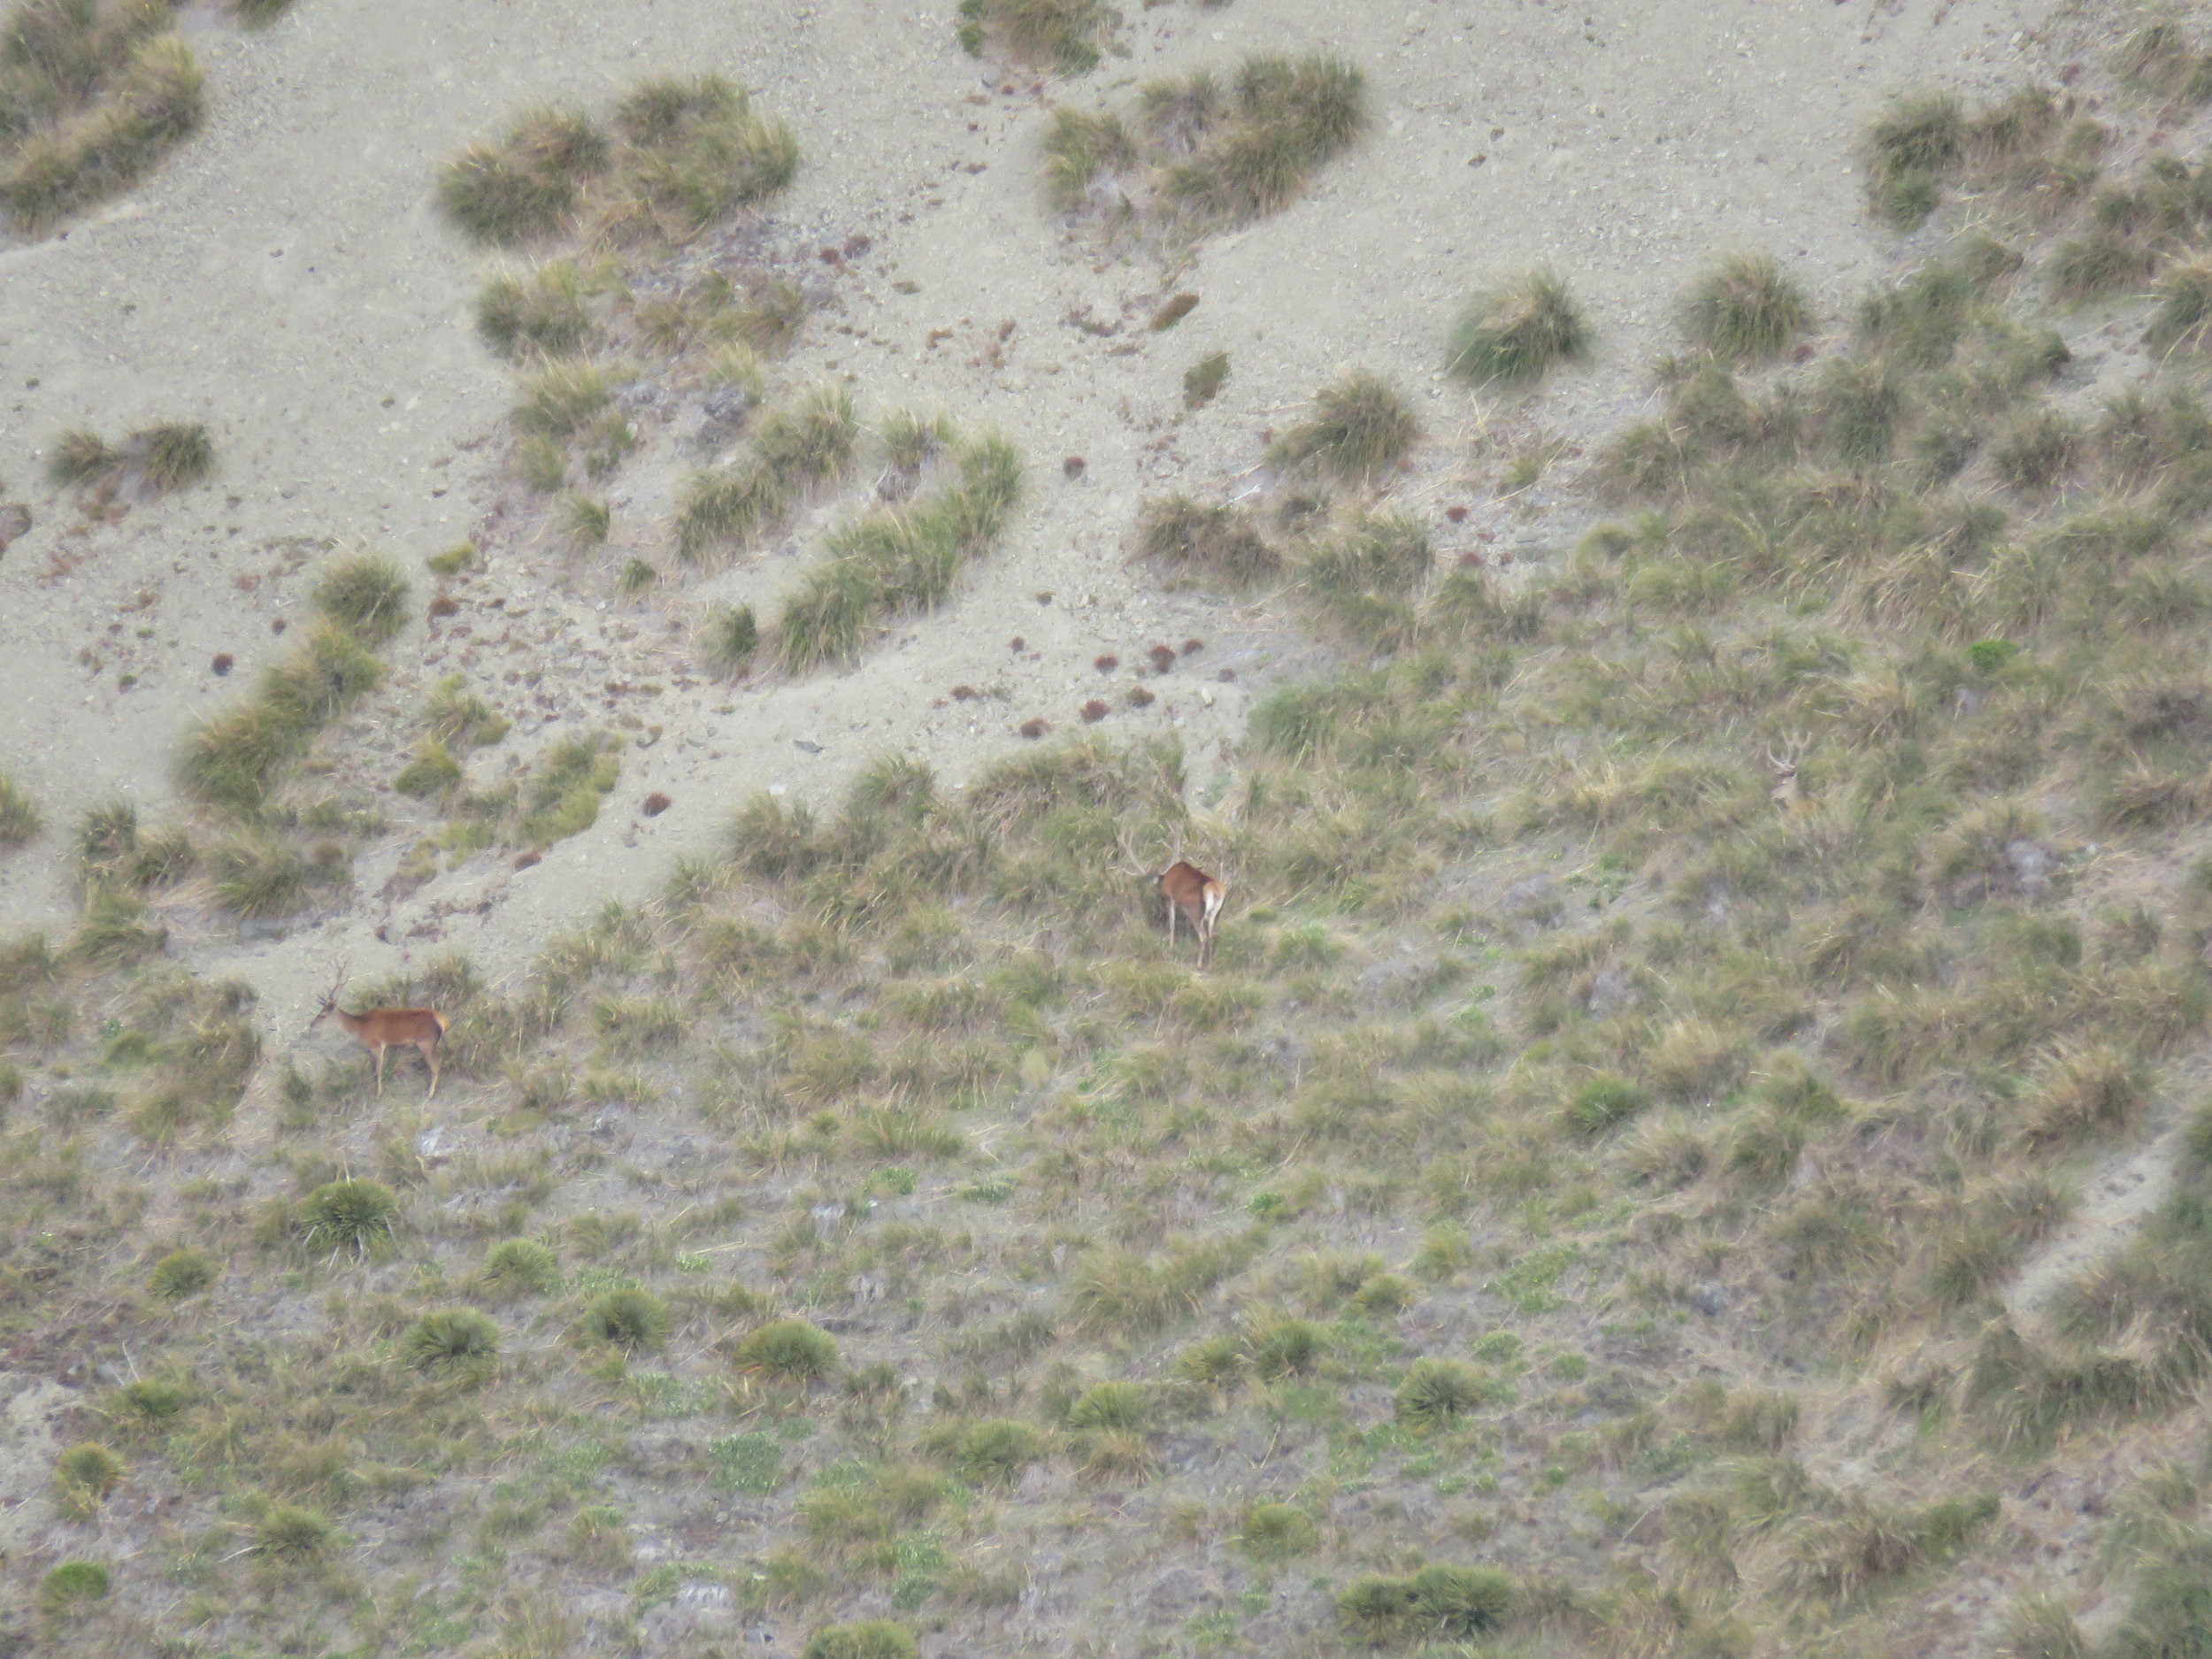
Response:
[1690,1282,1729,1317]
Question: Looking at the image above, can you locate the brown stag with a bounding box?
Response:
[309,964,449,1099]
[1123,833,1227,968]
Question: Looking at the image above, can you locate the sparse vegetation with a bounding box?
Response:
[0,7,204,234]
[770,425,1024,672]
[16,38,2212,1659]
[956,0,1116,75]
[1042,50,1370,235]
[0,771,40,847]
[675,382,859,560]
[45,419,213,493]
[439,75,795,247]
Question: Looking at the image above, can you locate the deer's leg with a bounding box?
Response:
[424,1041,441,1102]
[1166,900,1178,950]
[373,1045,388,1095]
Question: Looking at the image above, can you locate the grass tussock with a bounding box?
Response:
[675,382,859,561]
[770,426,1024,673]
[1684,253,1816,362]
[1448,269,1592,384]
[956,0,1117,75]
[1134,495,1280,588]
[0,772,41,848]
[1042,51,1369,235]
[1269,369,1419,486]
[439,75,796,248]
[0,11,203,234]
[46,419,213,494]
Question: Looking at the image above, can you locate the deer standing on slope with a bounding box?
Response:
[1123,833,1227,969]
[309,964,449,1099]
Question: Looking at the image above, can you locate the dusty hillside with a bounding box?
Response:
[10,2,2212,1659]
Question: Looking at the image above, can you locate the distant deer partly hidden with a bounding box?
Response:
[1124,833,1226,968]
[309,964,449,1099]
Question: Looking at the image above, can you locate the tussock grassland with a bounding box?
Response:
[16,27,2212,1659]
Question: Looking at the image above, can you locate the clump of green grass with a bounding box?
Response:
[52,1442,125,1517]
[1339,1563,1514,1643]
[702,603,760,674]
[956,0,1117,74]
[560,493,611,549]
[45,419,213,492]
[476,259,594,358]
[425,674,508,748]
[1183,350,1230,409]
[2147,258,2212,352]
[207,834,309,918]
[1684,253,1814,361]
[0,772,40,848]
[1269,369,1418,485]
[2116,19,2212,102]
[404,1308,501,1371]
[772,429,1024,674]
[40,1561,110,1613]
[312,551,410,645]
[148,1246,219,1300]
[298,1179,399,1256]
[583,1286,669,1350]
[513,733,619,849]
[438,105,611,245]
[1135,495,1279,588]
[1448,270,1591,384]
[1237,1500,1319,1561]
[254,1503,336,1559]
[442,77,796,249]
[1863,89,1963,229]
[394,741,463,799]
[803,1622,918,1659]
[1394,1357,1491,1429]
[1045,51,1369,234]
[2047,229,2159,303]
[736,1317,839,1383]
[482,1238,559,1296]
[675,382,858,561]
[0,23,203,234]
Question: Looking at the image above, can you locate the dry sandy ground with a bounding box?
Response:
[0,0,2096,1055]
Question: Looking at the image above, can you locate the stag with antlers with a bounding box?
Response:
[1767,736,1811,814]
[1121,832,1227,968]
[309,964,449,1099]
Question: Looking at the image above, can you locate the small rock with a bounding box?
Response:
[1019,718,1048,739]
[1689,1283,1729,1317]
[2005,837,2055,900]
[1586,965,1638,1016]
[211,652,234,676]
[793,736,824,755]
[1080,699,1109,723]
[416,1126,454,1164]
[237,917,288,942]
[1063,455,1087,479]
[0,502,30,550]
[641,792,672,817]
[514,850,541,871]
